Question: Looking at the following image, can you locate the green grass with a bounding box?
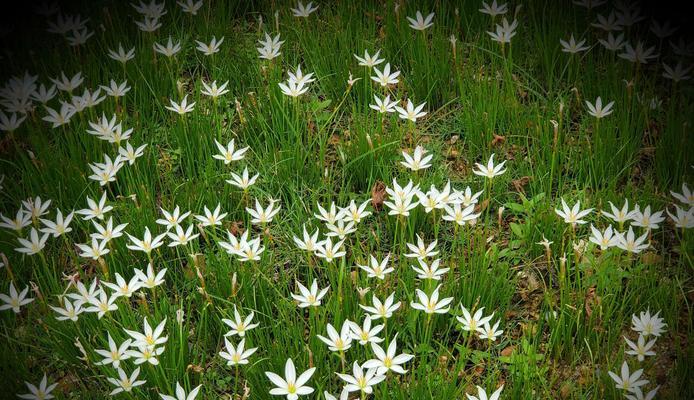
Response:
[0,1,692,399]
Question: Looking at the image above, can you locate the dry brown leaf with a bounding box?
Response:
[500,345,515,357]
[511,176,531,194]
[491,134,506,147]
[229,220,244,237]
[371,180,386,211]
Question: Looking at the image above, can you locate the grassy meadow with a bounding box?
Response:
[0,0,692,399]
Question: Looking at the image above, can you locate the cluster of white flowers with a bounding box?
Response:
[552,185,693,257]
[607,310,667,399]
[1,0,690,399]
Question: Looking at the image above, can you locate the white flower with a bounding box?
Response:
[624,335,656,362]
[411,258,449,280]
[601,199,635,224]
[347,316,384,345]
[134,17,162,32]
[94,334,131,369]
[177,0,204,15]
[50,298,83,321]
[452,186,484,207]
[291,1,318,17]
[314,237,346,262]
[401,145,432,171]
[667,206,694,229]
[608,361,649,392]
[15,228,49,255]
[624,386,659,400]
[619,41,658,64]
[325,219,356,239]
[76,238,110,259]
[671,183,693,206]
[156,206,191,230]
[160,382,202,400]
[91,217,128,242]
[0,209,31,232]
[473,153,507,178]
[406,11,434,31]
[201,80,230,98]
[323,389,349,400]
[17,374,58,400]
[383,179,419,217]
[279,79,309,97]
[615,227,649,254]
[487,18,518,44]
[598,32,626,51]
[227,167,259,190]
[395,99,427,122]
[629,205,664,230]
[293,226,321,252]
[354,49,384,67]
[314,202,341,224]
[222,306,259,337]
[107,44,135,63]
[50,71,83,92]
[410,285,454,314]
[560,34,590,53]
[126,344,165,365]
[466,385,504,400]
[359,292,400,320]
[118,142,147,165]
[220,338,258,366]
[0,282,34,313]
[246,199,281,225]
[287,65,315,86]
[66,280,99,308]
[371,63,400,87]
[456,305,495,332]
[195,36,224,55]
[195,204,227,226]
[477,320,504,341]
[479,1,508,17]
[167,224,200,247]
[165,95,195,115]
[417,183,451,212]
[42,102,76,127]
[339,200,372,224]
[589,224,619,250]
[442,203,480,226]
[107,367,146,395]
[102,273,143,298]
[0,111,25,132]
[363,333,414,375]
[291,279,329,308]
[369,94,397,113]
[357,254,393,280]
[84,289,118,319]
[40,209,74,237]
[265,358,316,400]
[124,317,168,349]
[133,263,167,289]
[405,234,438,259]
[154,37,182,57]
[631,310,666,337]
[126,227,166,254]
[335,362,385,395]
[317,321,353,352]
[257,32,284,60]
[31,84,57,104]
[592,12,622,32]
[132,0,167,18]
[555,199,593,226]
[585,96,614,118]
